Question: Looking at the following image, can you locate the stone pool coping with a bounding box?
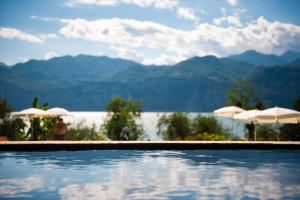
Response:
[1,141,300,151]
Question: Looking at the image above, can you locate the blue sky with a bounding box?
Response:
[0,0,300,65]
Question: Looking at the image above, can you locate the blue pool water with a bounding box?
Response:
[0,150,300,200]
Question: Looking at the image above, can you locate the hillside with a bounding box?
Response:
[229,50,300,67]
[11,55,138,81]
[248,59,300,108]
[0,51,299,111]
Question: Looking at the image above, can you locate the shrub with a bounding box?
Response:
[256,125,279,141]
[65,121,108,141]
[185,132,230,141]
[102,97,145,140]
[157,112,191,140]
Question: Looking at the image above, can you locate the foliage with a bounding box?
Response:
[187,114,237,141]
[102,97,145,140]
[157,113,235,141]
[256,125,279,141]
[0,97,13,119]
[293,96,300,112]
[65,121,108,141]
[185,132,230,141]
[279,96,300,141]
[0,97,26,140]
[279,124,300,141]
[226,79,265,141]
[192,114,225,135]
[28,97,56,141]
[157,112,191,140]
[226,79,265,110]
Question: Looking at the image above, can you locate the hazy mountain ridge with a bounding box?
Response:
[229,50,300,67]
[11,55,138,81]
[0,50,300,111]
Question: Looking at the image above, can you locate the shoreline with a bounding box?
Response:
[1,141,300,151]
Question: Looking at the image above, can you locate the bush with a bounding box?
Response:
[65,121,108,141]
[256,125,279,141]
[157,113,236,141]
[279,124,300,141]
[0,98,27,140]
[192,114,225,134]
[157,112,191,140]
[185,132,230,141]
[102,97,145,140]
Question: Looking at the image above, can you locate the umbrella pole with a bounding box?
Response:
[31,118,33,141]
[254,124,256,141]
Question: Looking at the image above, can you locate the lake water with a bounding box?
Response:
[1,150,300,199]
[63,112,245,140]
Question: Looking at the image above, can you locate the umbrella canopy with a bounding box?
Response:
[214,106,246,118]
[234,109,261,124]
[255,106,300,124]
[12,108,49,119]
[47,107,71,117]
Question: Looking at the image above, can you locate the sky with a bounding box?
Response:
[0,0,300,65]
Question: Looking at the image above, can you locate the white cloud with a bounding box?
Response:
[111,46,145,62]
[220,7,227,16]
[227,16,241,26]
[227,0,238,7]
[58,17,300,64]
[142,54,184,65]
[176,7,199,22]
[0,27,44,43]
[38,33,58,40]
[222,16,242,26]
[214,7,242,27]
[18,57,29,63]
[44,52,59,60]
[214,17,226,26]
[0,176,44,198]
[66,0,178,9]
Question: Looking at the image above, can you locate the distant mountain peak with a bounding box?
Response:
[0,62,9,68]
[229,50,287,67]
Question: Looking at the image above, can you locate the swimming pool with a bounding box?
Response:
[0,150,300,199]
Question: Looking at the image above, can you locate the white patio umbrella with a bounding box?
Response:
[214,106,245,132]
[12,108,49,118]
[254,106,300,141]
[214,106,246,118]
[234,109,261,124]
[255,106,300,124]
[46,107,71,117]
[234,109,261,141]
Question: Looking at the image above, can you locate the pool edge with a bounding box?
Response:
[1,141,300,151]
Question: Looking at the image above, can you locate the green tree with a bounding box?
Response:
[279,96,300,141]
[157,112,191,140]
[29,97,56,140]
[226,79,264,110]
[66,121,108,141]
[293,96,300,111]
[0,97,26,140]
[102,97,144,140]
[226,79,265,141]
[256,125,279,141]
[187,114,236,141]
[192,114,224,134]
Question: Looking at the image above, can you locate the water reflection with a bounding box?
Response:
[0,150,300,199]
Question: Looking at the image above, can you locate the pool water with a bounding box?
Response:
[0,150,300,200]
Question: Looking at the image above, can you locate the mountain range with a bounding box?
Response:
[1,50,300,111]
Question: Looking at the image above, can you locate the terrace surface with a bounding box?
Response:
[1,141,300,151]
